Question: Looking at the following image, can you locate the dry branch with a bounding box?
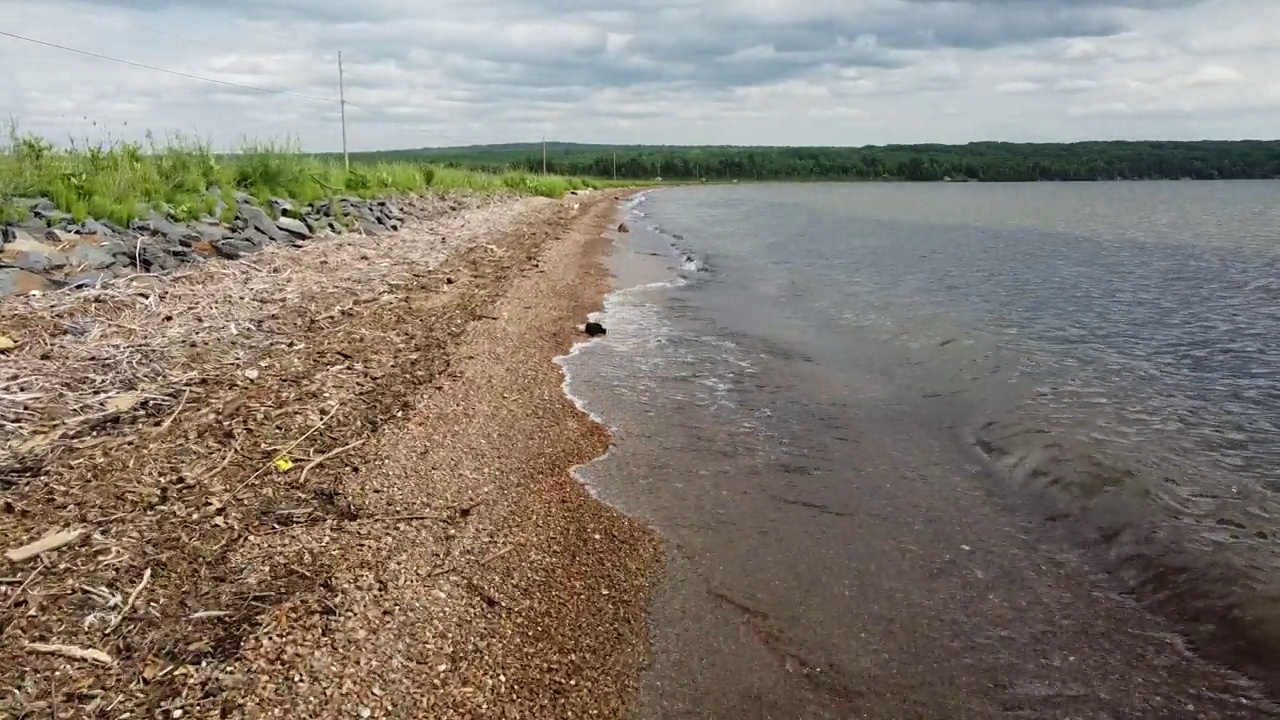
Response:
[298,438,366,485]
[221,402,342,506]
[107,567,151,632]
[5,529,85,564]
[25,642,115,666]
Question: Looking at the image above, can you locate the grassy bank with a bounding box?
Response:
[0,133,628,226]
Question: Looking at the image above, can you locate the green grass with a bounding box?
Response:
[0,130,633,226]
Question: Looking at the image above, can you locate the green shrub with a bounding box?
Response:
[0,128,633,224]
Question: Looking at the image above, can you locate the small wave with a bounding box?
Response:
[971,419,1280,690]
[554,339,612,431]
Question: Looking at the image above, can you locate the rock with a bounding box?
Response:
[239,227,273,248]
[78,219,113,237]
[0,268,54,296]
[1,231,67,271]
[356,220,384,236]
[236,204,284,243]
[67,239,128,270]
[42,228,77,244]
[302,214,325,233]
[0,335,15,352]
[275,216,311,240]
[3,250,55,272]
[41,211,72,227]
[193,220,225,243]
[27,198,58,219]
[212,237,259,260]
[584,322,607,337]
[136,239,186,272]
[101,219,130,235]
[270,197,295,217]
[14,222,44,241]
[66,270,111,289]
[133,211,197,243]
[617,222,630,233]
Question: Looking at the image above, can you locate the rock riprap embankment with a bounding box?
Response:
[0,192,410,297]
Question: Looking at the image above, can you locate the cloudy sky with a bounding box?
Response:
[3,0,1277,151]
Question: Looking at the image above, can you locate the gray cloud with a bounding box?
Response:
[7,0,1276,149]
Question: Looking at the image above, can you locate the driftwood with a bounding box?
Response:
[5,528,85,564]
[25,642,115,666]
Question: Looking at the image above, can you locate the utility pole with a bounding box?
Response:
[337,51,349,171]
[612,152,616,180]
[542,135,547,175]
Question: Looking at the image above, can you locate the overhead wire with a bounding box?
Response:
[0,25,473,146]
[0,29,338,103]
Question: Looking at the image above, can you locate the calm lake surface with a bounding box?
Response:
[561,181,1280,717]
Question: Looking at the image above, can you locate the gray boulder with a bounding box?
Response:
[27,198,58,219]
[1,231,67,271]
[133,211,197,243]
[79,219,115,236]
[66,270,111,289]
[43,228,77,244]
[236,204,284,243]
[135,238,186,272]
[67,240,128,270]
[275,216,311,240]
[0,268,54,296]
[238,227,273,248]
[270,197,295,217]
[194,219,224,242]
[16,219,46,236]
[212,237,259,260]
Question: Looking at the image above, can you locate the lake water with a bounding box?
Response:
[560,181,1280,717]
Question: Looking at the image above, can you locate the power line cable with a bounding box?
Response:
[0,29,339,103]
[3,27,476,147]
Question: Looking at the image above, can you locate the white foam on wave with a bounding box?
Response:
[553,276,682,497]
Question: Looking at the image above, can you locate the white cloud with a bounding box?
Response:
[0,0,1275,150]
[996,81,1043,94]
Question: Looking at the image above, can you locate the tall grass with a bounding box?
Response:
[0,131,629,225]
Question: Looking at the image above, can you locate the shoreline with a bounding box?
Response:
[0,189,662,716]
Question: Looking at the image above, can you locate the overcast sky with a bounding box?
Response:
[3,0,1277,151]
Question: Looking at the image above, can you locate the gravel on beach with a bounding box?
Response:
[0,190,661,718]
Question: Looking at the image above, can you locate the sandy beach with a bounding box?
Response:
[0,190,661,717]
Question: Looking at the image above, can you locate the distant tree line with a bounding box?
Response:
[356,141,1280,182]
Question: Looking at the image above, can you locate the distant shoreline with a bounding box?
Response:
[352,138,1280,183]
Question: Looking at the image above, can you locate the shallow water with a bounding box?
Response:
[563,182,1280,715]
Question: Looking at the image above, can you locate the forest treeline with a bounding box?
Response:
[351,140,1280,182]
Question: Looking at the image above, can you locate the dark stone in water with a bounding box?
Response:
[584,322,607,337]
[617,222,630,233]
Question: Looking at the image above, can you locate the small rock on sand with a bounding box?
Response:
[617,223,630,233]
[584,322,607,337]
